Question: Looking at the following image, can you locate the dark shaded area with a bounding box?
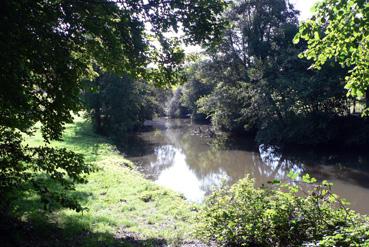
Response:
[257,115,369,148]
[120,135,159,159]
[0,216,168,247]
[274,145,369,189]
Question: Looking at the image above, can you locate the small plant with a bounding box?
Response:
[196,174,369,247]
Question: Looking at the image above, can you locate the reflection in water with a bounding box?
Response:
[155,147,206,202]
[125,118,369,214]
[259,145,304,181]
[147,144,230,202]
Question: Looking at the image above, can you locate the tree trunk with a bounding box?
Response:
[353,98,356,114]
[95,106,102,134]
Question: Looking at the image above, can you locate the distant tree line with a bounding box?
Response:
[168,0,369,148]
[84,73,171,141]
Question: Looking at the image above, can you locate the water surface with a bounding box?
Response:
[124,118,369,214]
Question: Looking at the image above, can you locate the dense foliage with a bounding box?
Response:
[179,64,214,121]
[168,87,191,119]
[84,73,170,140]
[294,0,369,113]
[170,0,369,147]
[197,175,369,246]
[0,0,225,212]
[167,72,213,121]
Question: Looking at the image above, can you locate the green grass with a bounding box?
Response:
[8,115,197,246]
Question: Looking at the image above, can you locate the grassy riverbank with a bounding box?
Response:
[5,116,196,246]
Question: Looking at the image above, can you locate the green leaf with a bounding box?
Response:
[293,35,300,44]
[288,170,300,180]
[314,31,320,40]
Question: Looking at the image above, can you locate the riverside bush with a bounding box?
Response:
[197,175,369,247]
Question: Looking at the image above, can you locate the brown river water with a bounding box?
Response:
[123,118,369,214]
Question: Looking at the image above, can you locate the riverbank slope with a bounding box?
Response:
[3,116,196,247]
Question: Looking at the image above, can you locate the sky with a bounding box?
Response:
[290,0,319,20]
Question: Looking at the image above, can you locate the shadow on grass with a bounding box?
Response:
[63,120,107,149]
[0,215,167,247]
[1,120,168,247]
[3,186,166,247]
[0,183,167,247]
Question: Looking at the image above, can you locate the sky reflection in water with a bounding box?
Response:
[125,118,369,213]
[151,144,229,202]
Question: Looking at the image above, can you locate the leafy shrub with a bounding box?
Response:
[197,175,369,247]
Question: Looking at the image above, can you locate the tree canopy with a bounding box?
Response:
[294,0,369,112]
[169,0,369,147]
[0,0,225,212]
[84,73,169,141]
[0,0,225,141]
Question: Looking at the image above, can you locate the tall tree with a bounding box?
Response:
[198,0,300,132]
[189,0,353,146]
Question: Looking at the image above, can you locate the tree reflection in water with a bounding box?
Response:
[125,118,369,213]
[259,145,304,181]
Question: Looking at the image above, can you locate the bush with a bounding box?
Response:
[197,175,369,247]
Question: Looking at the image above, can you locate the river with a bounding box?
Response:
[123,118,369,214]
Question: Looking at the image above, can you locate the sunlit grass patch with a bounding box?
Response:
[10,115,196,246]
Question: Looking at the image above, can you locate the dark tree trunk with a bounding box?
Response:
[94,77,103,134]
[94,106,102,134]
[353,98,356,114]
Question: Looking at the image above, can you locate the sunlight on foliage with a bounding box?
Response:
[197,175,369,246]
